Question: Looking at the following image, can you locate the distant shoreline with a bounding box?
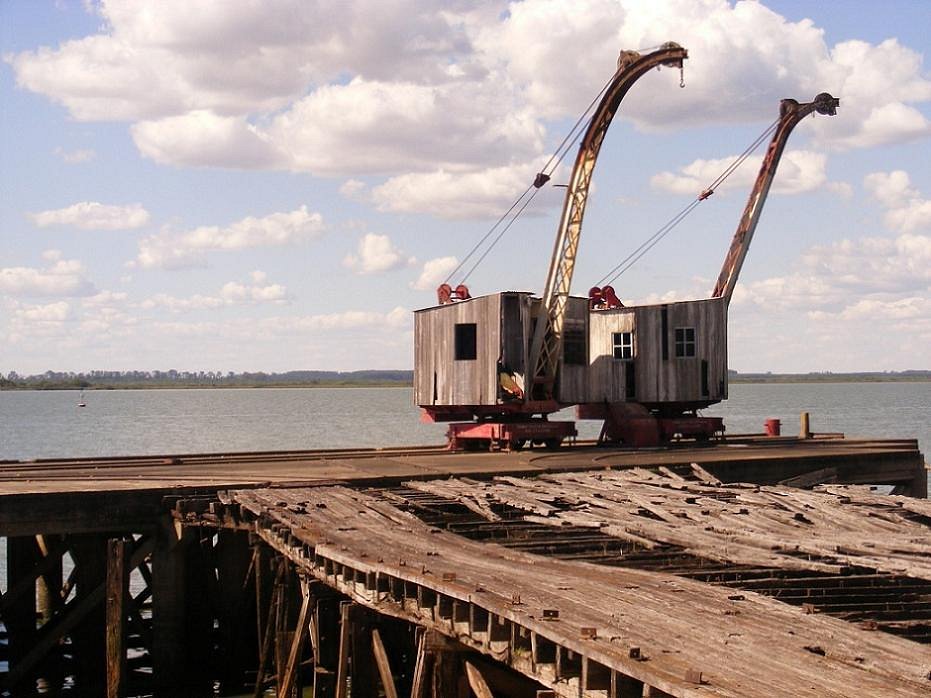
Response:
[2,373,929,391]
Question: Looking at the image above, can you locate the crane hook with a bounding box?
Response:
[679,65,685,88]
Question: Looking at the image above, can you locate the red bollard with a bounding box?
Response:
[764,418,781,436]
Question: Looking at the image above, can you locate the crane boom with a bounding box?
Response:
[712,92,839,304]
[528,42,689,400]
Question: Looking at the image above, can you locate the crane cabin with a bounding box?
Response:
[414,43,838,450]
[414,294,726,410]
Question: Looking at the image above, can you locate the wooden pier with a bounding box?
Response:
[0,434,927,696]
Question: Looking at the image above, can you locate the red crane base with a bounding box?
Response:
[579,402,724,447]
[446,420,577,452]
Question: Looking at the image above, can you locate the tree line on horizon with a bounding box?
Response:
[1,368,928,390]
[0,369,415,389]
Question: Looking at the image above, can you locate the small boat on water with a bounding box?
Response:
[77,389,86,408]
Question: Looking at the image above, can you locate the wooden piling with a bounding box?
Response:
[106,537,129,698]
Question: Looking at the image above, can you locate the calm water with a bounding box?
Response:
[0,383,928,460]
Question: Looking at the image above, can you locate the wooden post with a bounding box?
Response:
[254,559,284,698]
[335,602,352,698]
[35,534,64,693]
[279,584,313,698]
[5,536,39,696]
[349,605,376,697]
[70,533,108,696]
[313,595,340,698]
[800,411,811,439]
[151,518,186,697]
[464,661,494,698]
[371,628,399,698]
[410,630,428,698]
[215,529,255,695]
[106,538,129,698]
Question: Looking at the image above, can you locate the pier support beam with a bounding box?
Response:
[70,533,108,696]
[4,536,39,697]
[106,537,129,698]
[215,529,256,695]
[151,518,212,697]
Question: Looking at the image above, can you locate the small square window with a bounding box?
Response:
[675,327,696,358]
[454,323,477,360]
[612,331,633,360]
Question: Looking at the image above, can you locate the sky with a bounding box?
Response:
[1,0,929,375]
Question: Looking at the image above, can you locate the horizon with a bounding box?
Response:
[2,0,929,375]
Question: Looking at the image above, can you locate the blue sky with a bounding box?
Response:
[1,0,929,374]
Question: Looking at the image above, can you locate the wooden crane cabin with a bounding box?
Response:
[414,292,727,416]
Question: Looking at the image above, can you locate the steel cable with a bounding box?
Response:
[596,116,781,287]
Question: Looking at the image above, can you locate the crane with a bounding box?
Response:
[712,92,839,303]
[414,51,839,451]
[527,43,689,401]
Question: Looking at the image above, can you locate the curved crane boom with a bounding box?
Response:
[712,92,839,304]
[528,43,688,401]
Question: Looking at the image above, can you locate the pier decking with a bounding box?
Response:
[0,434,927,696]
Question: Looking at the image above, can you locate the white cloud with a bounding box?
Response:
[651,150,831,197]
[411,256,459,291]
[133,205,324,269]
[6,1,931,218]
[264,77,542,176]
[372,163,543,219]
[54,147,96,163]
[139,273,289,311]
[30,202,150,230]
[132,111,284,168]
[0,259,96,297]
[339,179,367,200]
[219,280,287,302]
[864,170,931,234]
[12,301,71,323]
[343,233,414,274]
[82,290,129,307]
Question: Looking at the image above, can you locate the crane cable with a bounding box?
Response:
[443,69,618,287]
[595,114,781,288]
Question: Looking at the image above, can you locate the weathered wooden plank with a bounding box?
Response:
[233,484,931,698]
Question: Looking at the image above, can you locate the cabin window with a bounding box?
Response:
[612,331,633,360]
[675,327,696,358]
[454,323,477,360]
[562,329,587,365]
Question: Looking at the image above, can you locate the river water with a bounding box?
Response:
[1,383,928,460]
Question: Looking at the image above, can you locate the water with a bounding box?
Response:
[0,383,927,461]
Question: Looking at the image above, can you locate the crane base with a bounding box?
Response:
[446,420,577,452]
[579,402,724,447]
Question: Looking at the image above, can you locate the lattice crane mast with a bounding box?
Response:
[527,43,689,401]
[712,92,839,304]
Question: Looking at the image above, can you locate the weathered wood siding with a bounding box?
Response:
[555,297,591,403]
[415,293,725,409]
[587,298,727,406]
[413,294,503,406]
